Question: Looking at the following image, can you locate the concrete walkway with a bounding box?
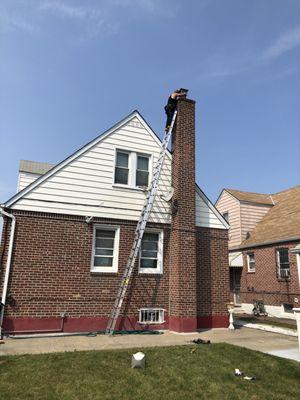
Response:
[0,327,299,361]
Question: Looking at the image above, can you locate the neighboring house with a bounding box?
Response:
[216,186,300,318]
[0,98,229,334]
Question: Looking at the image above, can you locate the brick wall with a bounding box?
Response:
[0,211,170,331]
[240,242,300,307]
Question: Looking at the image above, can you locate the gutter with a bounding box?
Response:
[0,206,16,339]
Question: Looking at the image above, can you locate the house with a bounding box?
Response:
[216,186,300,318]
[0,98,229,335]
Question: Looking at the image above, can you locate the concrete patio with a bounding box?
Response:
[1,326,299,361]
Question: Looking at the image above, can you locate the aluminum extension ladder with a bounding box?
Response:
[105,110,178,335]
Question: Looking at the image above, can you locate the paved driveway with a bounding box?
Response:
[1,326,299,359]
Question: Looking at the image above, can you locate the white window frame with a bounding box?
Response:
[276,248,290,279]
[138,308,165,324]
[113,148,152,190]
[91,225,120,273]
[139,229,163,274]
[247,252,255,272]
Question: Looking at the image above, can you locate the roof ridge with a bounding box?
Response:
[271,185,300,196]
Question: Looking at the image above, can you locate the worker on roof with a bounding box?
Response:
[164,88,188,131]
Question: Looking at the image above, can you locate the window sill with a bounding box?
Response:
[138,320,165,325]
[90,269,118,274]
[247,270,256,273]
[112,184,148,192]
[138,270,163,275]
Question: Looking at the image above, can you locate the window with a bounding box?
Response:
[136,155,149,187]
[276,248,290,279]
[115,151,129,185]
[139,230,163,274]
[223,212,229,223]
[114,150,151,188]
[247,252,255,272]
[91,226,120,273]
[139,308,165,324]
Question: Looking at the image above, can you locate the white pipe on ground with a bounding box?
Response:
[0,207,16,338]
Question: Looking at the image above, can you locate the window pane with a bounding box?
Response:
[141,250,157,258]
[279,249,289,263]
[115,167,128,185]
[141,240,158,251]
[137,156,149,171]
[116,152,128,168]
[136,170,149,187]
[143,233,158,242]
[95,248,114,256]
[96,238,114,249]
[141,259,157,268]
[94,257,113,267]
[96,230,115,238]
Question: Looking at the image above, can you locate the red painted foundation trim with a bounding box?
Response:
[3,314,228,334]
[3,316,168,334]
[169,316,198,332]
[197,315,229,329]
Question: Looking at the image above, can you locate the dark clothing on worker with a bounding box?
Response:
[164,96,177,128]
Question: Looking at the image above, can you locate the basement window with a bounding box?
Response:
[139,230,163,274]
[91,225,120,273]
[276,248,290,279]
[247,252,255,272]
[139,308,165,324]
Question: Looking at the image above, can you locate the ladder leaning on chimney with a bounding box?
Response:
[105,110,178,335]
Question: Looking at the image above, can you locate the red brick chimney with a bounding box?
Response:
[168,98,198,332]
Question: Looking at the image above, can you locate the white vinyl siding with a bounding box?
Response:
[240,203,272,242]
[139,230,163,274]
[10,113,227,230]
[91,225,120,273]
[11,116,172,224]
[196,190,227,229]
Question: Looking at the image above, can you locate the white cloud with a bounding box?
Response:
[262,25,300,62]
[0,12,39,34]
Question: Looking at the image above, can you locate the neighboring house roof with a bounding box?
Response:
[225,188,274,205]
[19,160,55,175]
[236,185,300,249]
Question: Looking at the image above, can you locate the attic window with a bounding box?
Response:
[222,212,229,223]
[114,150,151,188]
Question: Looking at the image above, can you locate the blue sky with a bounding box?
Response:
[0,0,299,206]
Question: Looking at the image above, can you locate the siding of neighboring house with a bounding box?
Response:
[17,172,41,192]
[240,202,272,242]
[216,191,241,248]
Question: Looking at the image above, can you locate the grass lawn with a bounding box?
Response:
[0,343,299,400]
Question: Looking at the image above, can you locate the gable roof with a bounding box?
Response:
[196,185,229,229]
[19,160,55,175]
[236,185,300,249]
[5,110,170,208]
[225,188,274,205]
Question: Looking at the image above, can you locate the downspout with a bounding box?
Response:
[0,206,16,338]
